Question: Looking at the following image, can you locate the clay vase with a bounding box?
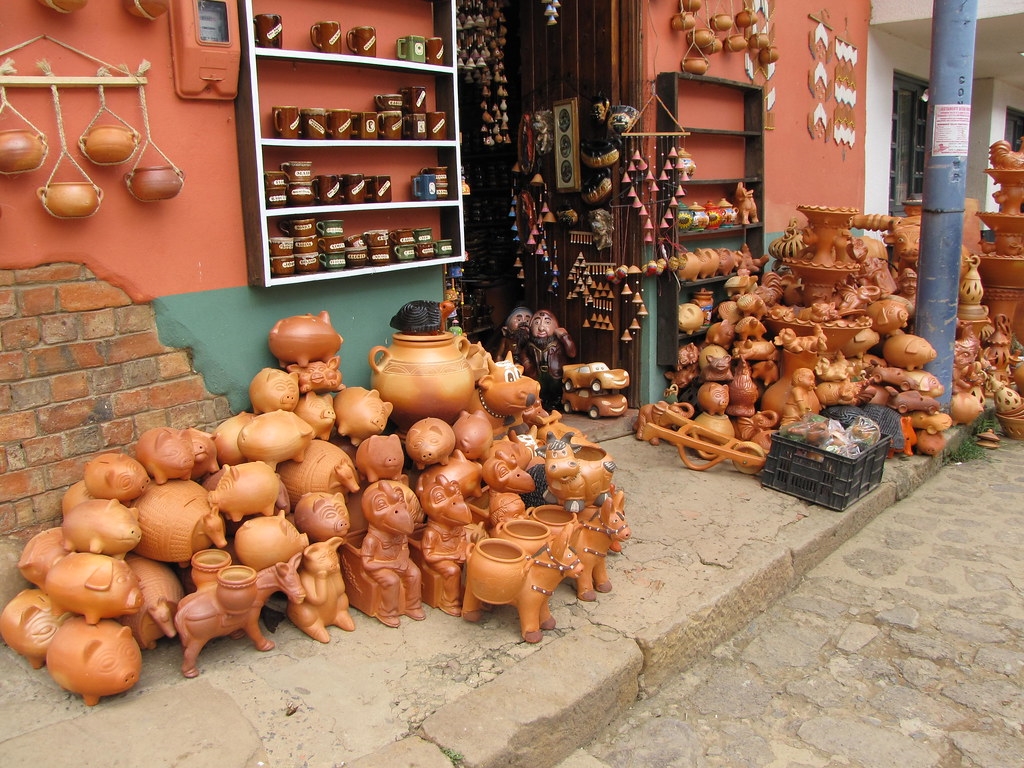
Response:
[465,538,530,603]
[38,181,102,218]
[121,553,185,650]
[124,165,184,201]
[0,588,70,669]
[190,548,233,590]
[233,512,309,571]
[46,618,142,706]
[0,128,47,174]
[369,332,475,432]
[493,518,551,553]
[134,479,228,564]
[79,124,139,165]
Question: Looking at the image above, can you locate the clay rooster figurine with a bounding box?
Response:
[389,300,456,335]
[989,139,1024,170]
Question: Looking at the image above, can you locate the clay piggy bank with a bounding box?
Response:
[287,357,343,394]
[249,368,300,414]
[135,427,195,484]
[356,433,406,483]
[61,480,95,515]
[211,412,255,466]
[83,453,151,502]
[61,498,142,557]
[287,537,355,642]
[133,479,228,563]
[277,439,360,507]
[44,552,144,624]
[233,512,309,571]
[333,387,392,445]
[207,461,281,522]
[186,428,220,480]
[0,588,70,669]
[121,553,184,650]
[882,333,937,371]
[46,617,142,705]
[910,410,953,434]
[268,310,344,368]
[236,409,315,469]
[452,409,494,460]
[292,392,336,440]
[405,417,457,470]
[17,527,69,587]
[292,491,351,543]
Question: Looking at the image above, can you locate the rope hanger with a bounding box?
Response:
[0,34,148,88]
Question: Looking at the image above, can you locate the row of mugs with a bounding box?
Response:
[253,15,445,65]
[272,106,445,141]
[267,161,449,207]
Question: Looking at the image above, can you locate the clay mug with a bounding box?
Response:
[300,108,327,140]
[264,170,288,208]
[345,247,368,269]
[425,112,447,140]
[390,228,415,247]
[313,174,342,204]
[270,255,296,276]
[392,243,416,261]
[378,110,403,140]
[310,21,343,54]
[346,26,376,56]
[366,175,392,203]
[319,251,346,271]
[401,86,428,114]
[254,13,283,48]
[316,219,345,236]
[354,112,378,140]
[281,160,313,182]
[287,181,315,206]
[425,37,444,65]
[414,241,435,260]
[272,105,300,139]
[396,35,426,63]
[295,252,320,274]
[79,124,139,165]
[369,247,391,265]
[402,113,427,140]
[364,229,390,249]
[344,233,366,249]
[293,234,317,254]
[325,109,352,139]
[0,129,48,174]
[317,234,346,256]
[341,173,366,204]
[374,93,403,111]
[278,216,316,237]
[37,181,102,218]
[411,173,436,200]
[268,236,294,257]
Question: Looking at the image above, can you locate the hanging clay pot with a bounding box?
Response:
[680,0,702,12]
[80,124,139,165]
[46,618,142,705]
[758,46,780,65]
[734,8,755,28]
[688,28,717,49]
[725,34,749,52]
[681,55,710,75]
[711,13,734,31]
[37,0,89,12]
[0,129,48,174]
[37,181,102,218]
[125,165,184,201]
[670,12,697,31]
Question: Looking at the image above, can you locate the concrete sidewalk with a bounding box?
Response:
[0,414,965,768]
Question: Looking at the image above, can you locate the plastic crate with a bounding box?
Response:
[761,434,890,511]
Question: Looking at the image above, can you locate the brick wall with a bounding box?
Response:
[0,264,232,539]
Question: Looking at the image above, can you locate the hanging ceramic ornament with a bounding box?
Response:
[637,303,649,317]
[629,319,642,330]
[632,292,644,304]
[621,330,633,341]
[621,283,633,295]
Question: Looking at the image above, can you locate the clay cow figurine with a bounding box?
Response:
[359,480,425,628]
[538,432,617,513]
[418,474,474,617]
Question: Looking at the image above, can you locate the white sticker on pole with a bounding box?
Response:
[931,104,971,156]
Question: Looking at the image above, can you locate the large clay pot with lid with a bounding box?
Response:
[369,331,475,432]
[0,129,47,174]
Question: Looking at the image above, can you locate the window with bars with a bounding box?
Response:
[889,74,929,218]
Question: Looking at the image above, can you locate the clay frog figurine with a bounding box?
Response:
[418,474,474,616]
[359,480,425,628]
[287,537,355,642]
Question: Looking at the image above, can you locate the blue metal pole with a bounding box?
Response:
[917,0,978,407]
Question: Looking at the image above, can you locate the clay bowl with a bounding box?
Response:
[79,124,140,165]
[125,165,184,201]
[0,129,48,174]
[37,182,103,218]
[997,414,1024,440]
[123,0,168,18]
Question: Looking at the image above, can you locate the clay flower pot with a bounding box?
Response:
[37,181,102,218]
[0,129,48,174]
[125,165,184,201]
[493,518,551,551]
[190,548,233,590]
[79,124,140,165]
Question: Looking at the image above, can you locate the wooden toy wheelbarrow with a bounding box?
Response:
[636,401,766,474]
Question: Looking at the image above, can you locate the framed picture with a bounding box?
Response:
[553,98,580,192]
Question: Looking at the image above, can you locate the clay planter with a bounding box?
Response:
[369,332,475,432]
[493,518,551,553]
[0,129,47,174]
[79,124,139,165]
[465,539,529,603]
[38,181,102,218]
[125,165,184,201]
[527,506,577,541]
[46,618,142,706]
[190,548,233,590]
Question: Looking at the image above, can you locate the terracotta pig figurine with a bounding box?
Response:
[356,433,406,483]
[249,368,301,414]
[207,461,281,522]
[291,491,351,543]
[287,537,356,642]
[405,417,457,470]
[17,527,69,587]
[186,428,220,480]
[135,427,195,485]
[268,310,344,368]
[236,409,315,469]
[452,409,494,460]
[416,449,484,502]
[82,452,151,502]
[277,439,360,507]
[46,617,142,705]
[287,357,343,394]
[61,498,142,557]
[333,387,393,445]
[292,392,336,440]
[0,588,70,669]
[44,552,144,625]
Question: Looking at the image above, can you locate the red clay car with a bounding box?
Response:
[561,389,629,419]
[561,362,630,393]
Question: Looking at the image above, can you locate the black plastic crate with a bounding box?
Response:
[761,434,890,511]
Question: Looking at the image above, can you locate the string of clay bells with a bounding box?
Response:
[565,252,650,341]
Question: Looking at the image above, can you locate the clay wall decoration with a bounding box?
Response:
[287,537,356,642]
[46,618,143,705]
[268,311,344,368]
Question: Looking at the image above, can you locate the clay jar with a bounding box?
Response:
[38,181,102,218]
[465,538,530,603]
[493,518,551,552]
[527,506,577,542]
[79,124,139,165]
[369,331,475,432]
[0,128,47,174]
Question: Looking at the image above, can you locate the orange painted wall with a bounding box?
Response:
[0,4,247,301]
[641,0,871,233]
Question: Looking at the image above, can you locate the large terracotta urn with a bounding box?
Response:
[369,332,475,432]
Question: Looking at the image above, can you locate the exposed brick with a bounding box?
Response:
[0,351,25,382]
[0,410,37,441]
[26,340,105,376]
[37,397,108,434]
[0,384,10,411]
[101,418,136,447]
[19,286,58,316]
[15,264,85,284]
[149,376,207,409]
[101,331,167,364]
[167,402,205,429]
[157,351,193,379]
[134,411,170,433]
[45,456,91,490]
[0,502,13,534]
[51,371,89,402]
[58,281,131,312]
[5,443,25,470]
[31,491,64,528]
[16,497,42,528]
[39,313,80,344]
[111,388,149,416]
[0,468,46,503]
[87,366,123,394]
[61,425,104,458]
[0,446,7,473]
[122,358,159,388]
[0,288,16,319]
[79,308,116,339]
[1,317,40,349]
[21,435,63,466]
[10,378,51,410]
[114,304,155,334]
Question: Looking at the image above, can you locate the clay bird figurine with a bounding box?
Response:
[389,300,456,335]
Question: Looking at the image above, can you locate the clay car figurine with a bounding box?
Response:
[561,389,629,419]
[561,362,630,393]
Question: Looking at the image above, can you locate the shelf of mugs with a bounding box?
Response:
[253,47,453,76]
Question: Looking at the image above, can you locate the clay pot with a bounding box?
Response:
[725,34,749,52]
[527,506,577,541]
[369,332,475,432]
[465,539,530,603]
[494,518,551,552]
[688,28,717,48]
[125,165,184,201]
[38,181,102,218]
[682,56,710,75]
[0,129,47,174]
[123,0,168,18]
[747,32,770,51]
[46,618,142,706]
[734,8,754,28]
[233,512,309,572]
[79,124,139,165]
[37,0,89,11]
[757,46,780,65]
[679,0,702,11]
[0,589,70,669]
[669,12,696,31]
[190,548,233,590]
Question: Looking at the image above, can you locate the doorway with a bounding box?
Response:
[889,73,929,217]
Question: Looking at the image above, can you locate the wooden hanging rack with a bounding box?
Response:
[0,35,147,88]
